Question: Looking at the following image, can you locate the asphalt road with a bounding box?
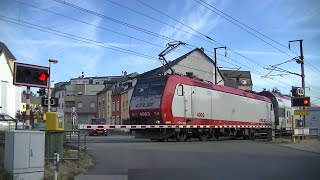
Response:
[75,136,320,180]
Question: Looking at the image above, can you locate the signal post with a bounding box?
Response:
[13,62,50,129]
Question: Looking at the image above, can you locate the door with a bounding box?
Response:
[184,86,192,120]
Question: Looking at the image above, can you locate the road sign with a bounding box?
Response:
[71,111,77,118]
[294,109,309,116]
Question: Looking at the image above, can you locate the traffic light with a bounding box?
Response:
[292,97,310,107]
[81,71,84,78]
[37,88,46,96]
[14,62,49,88]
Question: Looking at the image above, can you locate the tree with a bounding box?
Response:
[272,87,282,95]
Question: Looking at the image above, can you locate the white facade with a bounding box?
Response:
[170,50,224,85]
[54,89,66,114]
[0,53,21,117]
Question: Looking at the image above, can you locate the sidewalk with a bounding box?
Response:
[281,141,320,154]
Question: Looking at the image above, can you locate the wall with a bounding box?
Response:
[0,54,21,117]
[168,51,224,85]
[120,91,129,122]
[55,89,66,113]
[111,94,121,125]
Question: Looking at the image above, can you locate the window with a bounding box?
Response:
[62,92,64,98]
[116,116,119,125]
[78,91,83,96]
[77,102,83,108]
[177,84,183,96]
[90,102,95,108]
[59,93,61,98]
[112,101,115,111]
[99,101,101,106]
[116,101,120,111]
[103,100,105,105]
[148,83,163,95]
[133,83,149,96]
[278,108,285,118]
[123,101,125,110]
[126,101,128,109]
[62,103,64,109]
[96,82,100,84]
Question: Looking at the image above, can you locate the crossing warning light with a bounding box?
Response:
[13,62,49,88]
[292,97,310,107]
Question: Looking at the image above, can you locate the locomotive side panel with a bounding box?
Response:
[172,84,273,125]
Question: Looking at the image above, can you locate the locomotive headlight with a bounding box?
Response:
[156,120,160,124]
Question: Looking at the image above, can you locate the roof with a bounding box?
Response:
[220,70,252,87]
[97,84,114,95]
[0,42,16,75]
[220,70,251,79]
[97,73,138,95]
[0,42,16,61]
[138,48,222,78]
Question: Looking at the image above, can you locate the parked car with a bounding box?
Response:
[0,113,23,130]
[89,118,107,136]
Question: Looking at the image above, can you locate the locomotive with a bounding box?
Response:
[128,74,294,141]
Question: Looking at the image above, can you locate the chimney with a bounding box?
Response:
[186,72,193,77]
[200,47,204,52]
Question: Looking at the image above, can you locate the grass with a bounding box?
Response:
[44,150,93,180]
[0,130,93,180]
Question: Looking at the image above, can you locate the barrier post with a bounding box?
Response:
[292,115,296,143]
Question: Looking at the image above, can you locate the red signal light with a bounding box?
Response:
[303,99,309,105]
[38,73,48,81]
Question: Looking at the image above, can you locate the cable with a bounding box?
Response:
[102,0,220,47]
[0,16,158,60]
[305,60,320,74]
[136,0,216,41]
[1,4,296,91]
[195,0,300,58]
[15,0,166,49]
[136,0,267,68]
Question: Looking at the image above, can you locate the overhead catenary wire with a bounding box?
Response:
[0,16,294,92]
[194,0,300,58]
[1,2,304,92]
[0,15,158,60]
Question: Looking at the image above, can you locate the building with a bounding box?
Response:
[21,92,41,112]
[53,81,69,114]
[97,85,113,124]
[0,42,21,117]
[220,70,253,91]
[111,72,137,125]
[138,48,227,86]
[53,76,122,125]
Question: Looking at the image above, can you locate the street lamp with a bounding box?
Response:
[48,59,58,112]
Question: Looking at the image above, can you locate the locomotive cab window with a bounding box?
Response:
[177,84,183,96]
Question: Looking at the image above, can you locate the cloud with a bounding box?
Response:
[159,0,224,42]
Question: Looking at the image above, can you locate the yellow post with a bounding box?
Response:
[292,115,295,143]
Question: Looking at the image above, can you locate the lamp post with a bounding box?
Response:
[48,59,58,112]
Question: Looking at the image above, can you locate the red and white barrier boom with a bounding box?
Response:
[78,124,271,130]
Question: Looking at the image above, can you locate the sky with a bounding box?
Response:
[0,0,319,104]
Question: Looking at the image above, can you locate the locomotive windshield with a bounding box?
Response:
[133,76,166,96]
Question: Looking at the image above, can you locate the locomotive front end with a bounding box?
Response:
[129,76,166,125]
